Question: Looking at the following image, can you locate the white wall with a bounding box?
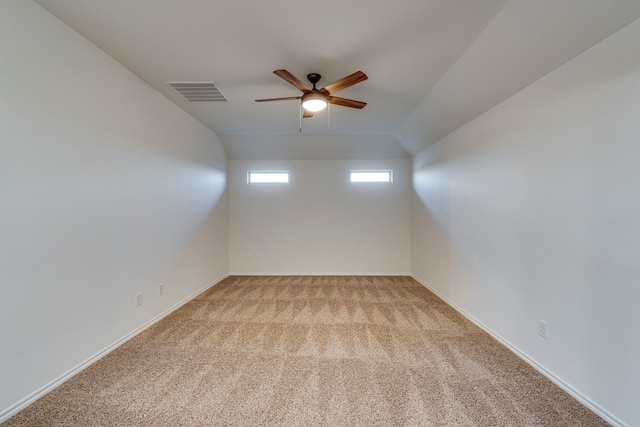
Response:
[0,1,228,419]
[396,0,640,155]
[229,159,410,274]
[411,17,640,427]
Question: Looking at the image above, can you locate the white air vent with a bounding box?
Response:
[166,81,227,102]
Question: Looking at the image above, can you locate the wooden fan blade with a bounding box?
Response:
[255,96,302,102]
[319,71,368,95]
[329,96,367,109]
[273,70,312,93]
[303,110,314,118]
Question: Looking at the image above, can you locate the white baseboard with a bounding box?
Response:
[228,272,412,276]
[410,275,627,427]
[0,274,228,424]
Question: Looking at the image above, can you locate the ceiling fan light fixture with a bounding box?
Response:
[302,92,328,112]
[255,70,368,117]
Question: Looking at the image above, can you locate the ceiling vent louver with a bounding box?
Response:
[167,81,228,102]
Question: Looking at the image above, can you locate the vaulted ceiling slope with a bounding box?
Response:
[34,0,640,160]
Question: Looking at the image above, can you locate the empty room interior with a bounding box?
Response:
[2,0,640,426]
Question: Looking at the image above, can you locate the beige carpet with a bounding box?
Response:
[4,276,608,426]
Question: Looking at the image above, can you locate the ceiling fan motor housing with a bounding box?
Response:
[306,73,322,87]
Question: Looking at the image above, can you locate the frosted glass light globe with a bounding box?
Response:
[302,98,328,112]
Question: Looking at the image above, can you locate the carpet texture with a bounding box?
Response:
[3,276,608,426]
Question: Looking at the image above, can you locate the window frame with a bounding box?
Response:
[247,170,290,184]
[349,170,393,183]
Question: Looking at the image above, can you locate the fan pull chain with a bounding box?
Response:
[299,102,302,133]
[328,101,331,132]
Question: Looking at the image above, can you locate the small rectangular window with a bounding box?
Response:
[350,170,393,183]
[247,171,289,184]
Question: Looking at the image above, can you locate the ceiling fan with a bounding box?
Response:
[255,70,368,118]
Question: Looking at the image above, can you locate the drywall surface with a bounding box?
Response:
[229,159,410,274]
[396,0,640,156]
[411,18,640,426]
[0,1,228,418]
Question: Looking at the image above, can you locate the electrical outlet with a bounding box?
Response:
[136,293,142,307]
[247,254,253,262]
[159,283,164,296]
[538,319,548,339]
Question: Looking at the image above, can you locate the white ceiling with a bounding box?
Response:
[34,0,640,160]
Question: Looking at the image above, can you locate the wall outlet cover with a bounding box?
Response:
[539,319,548,339]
